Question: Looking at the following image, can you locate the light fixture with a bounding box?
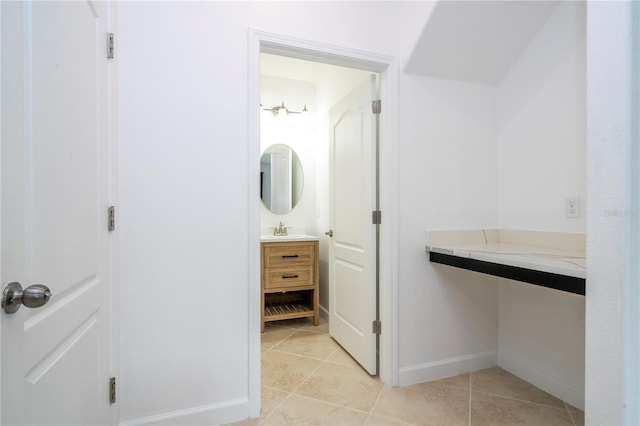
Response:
[261,101,309,116]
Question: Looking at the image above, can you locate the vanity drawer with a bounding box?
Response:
[264,266,313,290]
[264,244,314,267]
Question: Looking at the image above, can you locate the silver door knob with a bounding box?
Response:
[325,229,333,237]
[2,282,52,314]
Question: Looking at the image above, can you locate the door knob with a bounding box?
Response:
[325,229,333,237]
[2,282,52,314]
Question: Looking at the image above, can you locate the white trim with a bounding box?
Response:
[0,2,4,422]
[626,4,640,424]
[119,398,249,426]
[498,352,584,410]
[398,351,497,387]
[586,2,635,423]
[247,29,262,420]
[378,54,400,387]
[258,32,393,74]
[247,28,400,401]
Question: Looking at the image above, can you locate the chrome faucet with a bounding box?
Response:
[273,221,288,236]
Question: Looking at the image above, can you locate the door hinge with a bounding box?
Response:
[109,377,116,404]
[108,206,116,231]
[372,320,381,335]
[372,99,381,115]
[107,33,115,59]
[372,210,382,225]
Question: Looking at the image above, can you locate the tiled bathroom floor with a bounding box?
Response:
[229,317,584,426]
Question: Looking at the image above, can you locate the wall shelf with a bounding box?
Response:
[426,229,586,296]
[429,251,584,295]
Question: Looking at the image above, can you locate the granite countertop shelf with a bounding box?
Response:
[425,229,586,295]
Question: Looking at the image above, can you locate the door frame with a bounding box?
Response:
[247,29,399,418]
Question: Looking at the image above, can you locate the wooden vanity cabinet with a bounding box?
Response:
[261,240,319,332]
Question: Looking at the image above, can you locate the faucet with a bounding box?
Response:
[273,221,288,236]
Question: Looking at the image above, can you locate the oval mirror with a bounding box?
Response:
[260,144,304,214]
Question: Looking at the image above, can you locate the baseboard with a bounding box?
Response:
[398,351,497,387]
[119,398,249,426]
[498,352,584,410]
[319,304,329,320]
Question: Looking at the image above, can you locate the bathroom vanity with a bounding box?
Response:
[260,237,319,332]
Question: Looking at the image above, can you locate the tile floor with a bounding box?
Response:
[229,317,584,426]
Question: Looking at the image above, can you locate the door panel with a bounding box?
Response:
[334,260,364,329]
[329,75,377,375]
[28,317,102,425]
[1,1,112,424]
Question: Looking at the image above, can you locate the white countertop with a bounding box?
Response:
[260,226,319,242]
[260,234,320,242]
[425,229,586,279]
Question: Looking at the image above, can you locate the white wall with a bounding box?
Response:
[117,2,437,424]
[497,1,586,233]
[498,280,585,409]
[117,4,252,423]
[398,74,500,384]
[117,1,598,424]
[260,75,317,232]
[495,1,586,409]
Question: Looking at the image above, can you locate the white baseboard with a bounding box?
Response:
[119,398,249,426]
[498,352,584,410]
[398,351,497,387]
[319,304,329,320]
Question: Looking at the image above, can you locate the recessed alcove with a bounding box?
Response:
[407,0,586,409]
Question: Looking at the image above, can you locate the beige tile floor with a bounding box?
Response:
[229,317,584,426]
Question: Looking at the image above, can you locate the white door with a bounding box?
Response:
[329,75,378,375]
[1,1,113,424]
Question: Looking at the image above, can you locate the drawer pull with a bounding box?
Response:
[282,255,299,258]
[282,274,299,279]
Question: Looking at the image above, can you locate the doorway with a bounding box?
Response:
[248,30,399,418]
[259,54,378,372]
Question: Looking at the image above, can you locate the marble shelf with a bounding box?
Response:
[425,229,586,295]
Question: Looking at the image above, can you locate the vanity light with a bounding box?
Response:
[261,101,310,117]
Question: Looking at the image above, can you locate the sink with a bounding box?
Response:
[260,234,319,242]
